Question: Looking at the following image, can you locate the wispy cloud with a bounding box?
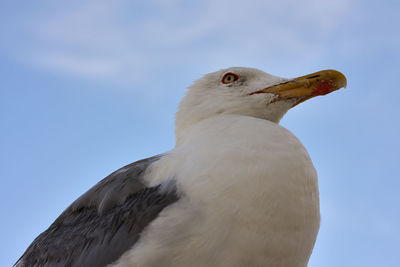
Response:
[3,0,355,82]
[34,53,120,77]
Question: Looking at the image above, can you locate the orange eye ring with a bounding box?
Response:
[222,72,239,84]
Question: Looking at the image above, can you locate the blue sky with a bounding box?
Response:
[1,0,399,266]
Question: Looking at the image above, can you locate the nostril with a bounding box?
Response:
[306,75,320,79]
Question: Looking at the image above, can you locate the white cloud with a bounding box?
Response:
[34,53,120,77]
[8,0,355,83]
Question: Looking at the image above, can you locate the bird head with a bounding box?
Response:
[175,67,346,144]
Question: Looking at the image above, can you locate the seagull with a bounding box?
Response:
[16,67,346,267]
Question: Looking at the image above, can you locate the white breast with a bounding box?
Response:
[113,115,320,267]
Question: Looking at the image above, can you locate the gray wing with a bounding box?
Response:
[15,155,180,267]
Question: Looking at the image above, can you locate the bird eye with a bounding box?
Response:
[222,72,239,84]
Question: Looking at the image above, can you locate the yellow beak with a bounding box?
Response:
[249,69,347,107]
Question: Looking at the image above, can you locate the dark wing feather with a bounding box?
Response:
[15,155,180,267]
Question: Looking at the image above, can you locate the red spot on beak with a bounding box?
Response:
[313,80,335,96]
